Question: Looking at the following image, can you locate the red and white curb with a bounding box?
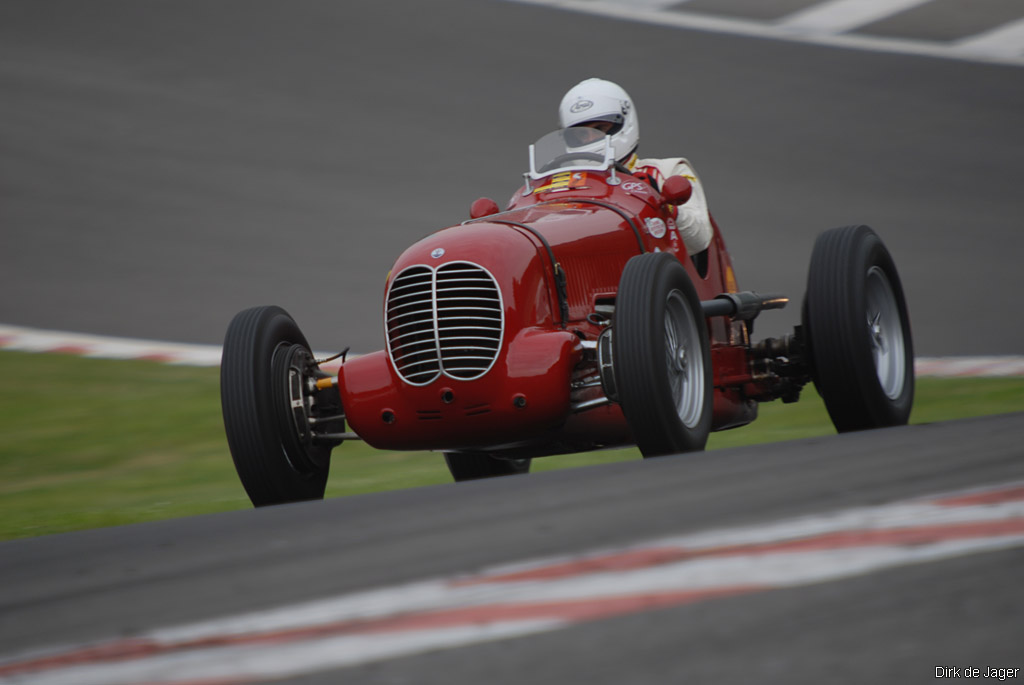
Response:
[913,356,1024,378]
[2,481,1023,684]
[0,325,346,372]
[2,324,1022,378]
[0,325,223,368]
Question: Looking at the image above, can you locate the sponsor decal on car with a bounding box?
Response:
[645,217,667,239]
[533,172,588,194]
[621,181,649,195]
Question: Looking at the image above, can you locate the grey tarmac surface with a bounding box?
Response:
[2,413,1023,682]
[1,0,1023,355]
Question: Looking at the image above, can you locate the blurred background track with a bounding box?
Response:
[513,0,1024,65]
[1,0,1022,355]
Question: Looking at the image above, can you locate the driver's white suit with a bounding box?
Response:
[630,156,714,256]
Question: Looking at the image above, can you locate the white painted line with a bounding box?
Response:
[1,482,1022,684]
[610,0,687,9]
[953,16,1024,59]
[776,0,934,35]
[500,0,1024,67]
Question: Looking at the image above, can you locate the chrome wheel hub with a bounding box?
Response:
[664,290,704,428]
[865,266,906,400]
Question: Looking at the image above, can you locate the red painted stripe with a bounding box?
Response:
[140,679,251,685]
[0,587,759,677]
[0,639,164,677]
[934,485,1024,507]
[453,547,703,585]
[340,586,759,635]
[49,345,91,355]
[461,518,1024,585]
[136,354,179,364]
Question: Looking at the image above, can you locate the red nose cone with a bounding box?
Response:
[470,197,501,219]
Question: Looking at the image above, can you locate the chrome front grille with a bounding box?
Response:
[386,262,503,385]
[385,266,439,384]
[435,264,503,380]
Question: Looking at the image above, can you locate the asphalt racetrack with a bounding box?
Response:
[1,1,1023,683]
[2,0,1023,355]
[2,414,1023,683]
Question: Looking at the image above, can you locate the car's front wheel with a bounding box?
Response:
[613,252,713,457]
[221,305,336,506]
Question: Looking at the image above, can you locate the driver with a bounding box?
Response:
[558,77,713,257]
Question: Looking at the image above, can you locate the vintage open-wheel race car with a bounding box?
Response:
[221,129,914,507]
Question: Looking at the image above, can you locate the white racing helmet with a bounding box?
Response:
[558,78,639,163]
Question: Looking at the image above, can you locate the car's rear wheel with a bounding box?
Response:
[443,452,531,481]
[802,225,914,432]
[221,305,335,506]
[614,252,713,457]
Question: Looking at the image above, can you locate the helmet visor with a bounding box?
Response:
[564,125,606,148]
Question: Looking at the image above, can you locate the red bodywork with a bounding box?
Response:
[337,168,759,457]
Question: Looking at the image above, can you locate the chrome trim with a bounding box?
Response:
[571,397,612,413]
[385,261,504,385]
[313,431,364,441]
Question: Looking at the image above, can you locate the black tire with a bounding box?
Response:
[803,225,914,432]
[614,252,713,457]
[221,306,332,506]
[443,452,531,482]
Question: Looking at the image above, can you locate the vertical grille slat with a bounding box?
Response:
[385,265,440,385]
[385,261,503,385]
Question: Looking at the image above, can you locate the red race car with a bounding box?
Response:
[221,130,914,507]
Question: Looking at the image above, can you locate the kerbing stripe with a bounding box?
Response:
[935,484,1024,507]
[457,519,1024,585]
[2,482,1023,684]
[2,325,1022,377]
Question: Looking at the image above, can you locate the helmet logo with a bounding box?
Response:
[569,99,594,114]
[431,248,445,259]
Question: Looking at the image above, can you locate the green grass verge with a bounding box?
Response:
[2,349,1022,541]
